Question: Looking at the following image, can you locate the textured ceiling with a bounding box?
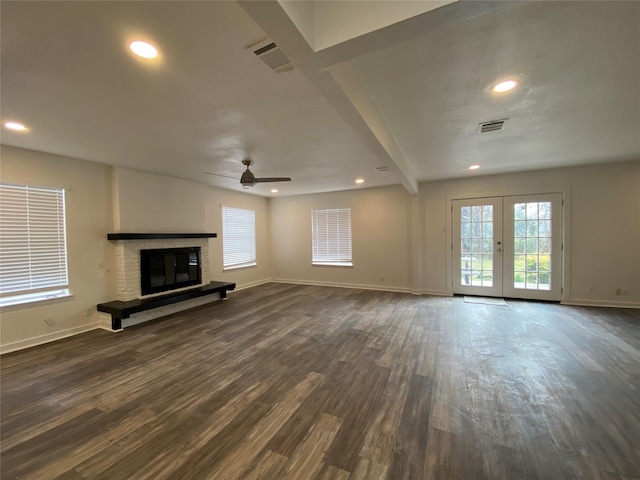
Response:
[1,1,638,196]
[353,1,640,181]
[0,1,395,196]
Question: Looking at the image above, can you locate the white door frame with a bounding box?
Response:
[452,197,503,297]
[502,193,563,301]
[446,189,569,301]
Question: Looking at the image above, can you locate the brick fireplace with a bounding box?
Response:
[113,238,210,301]
[97,233,231,330]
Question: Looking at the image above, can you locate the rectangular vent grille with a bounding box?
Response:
[250,40,294,73]
[478,119,507,134]
[375,166,390,172]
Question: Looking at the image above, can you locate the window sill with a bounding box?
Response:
[312,262,353,267]
[0,289,73,310]
[223,262,257,271]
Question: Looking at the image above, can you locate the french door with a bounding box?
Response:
[452,198,503,297]
[452,194,563,301]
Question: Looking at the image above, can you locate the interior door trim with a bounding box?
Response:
[446,190,568,301]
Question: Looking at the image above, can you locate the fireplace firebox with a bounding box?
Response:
[140,247,201,296]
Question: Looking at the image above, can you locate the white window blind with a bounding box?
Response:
[0,183,69,298]
[312,208,352,266]
[222,206,256,270]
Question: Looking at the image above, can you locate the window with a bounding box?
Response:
[222,206,256,270]
[0,183,69,306]
[312,208,352,266]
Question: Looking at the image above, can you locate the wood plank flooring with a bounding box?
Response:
[1,283,639,479]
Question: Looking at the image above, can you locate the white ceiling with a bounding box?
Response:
[1,1,639,196]
[0,1,394,196]
[353,1,640,181]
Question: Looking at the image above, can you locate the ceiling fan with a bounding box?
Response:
[204,159,292,188]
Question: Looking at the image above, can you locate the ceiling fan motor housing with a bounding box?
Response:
[240,169,256,186]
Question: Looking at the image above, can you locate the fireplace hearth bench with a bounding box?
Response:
[97,281,235,331]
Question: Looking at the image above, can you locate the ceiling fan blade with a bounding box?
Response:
[254,177,292,183]
[202,172,239,180]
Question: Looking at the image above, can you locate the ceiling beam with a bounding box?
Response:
[328,60,418,195]
[239,1,530,195]
[239,0,419,195]
[312,1,529,68]
[279,0,455,54]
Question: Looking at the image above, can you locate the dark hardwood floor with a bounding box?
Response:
[1,283,639,479]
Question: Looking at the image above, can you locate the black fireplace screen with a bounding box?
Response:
[140,247,201,295]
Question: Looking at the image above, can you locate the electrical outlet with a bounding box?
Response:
[380,276,385,283]
[615,288,623,296]
[43,317,55,326]
[622,288,629,296]
[587,286,594,294]
[86,308,94,317]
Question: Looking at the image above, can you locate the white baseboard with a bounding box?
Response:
[562,298,640,309]
[97,325,123,333]
[420,289,453,297]
[229,278,272,292]
[271,278,411,294]
[0,323,100,355]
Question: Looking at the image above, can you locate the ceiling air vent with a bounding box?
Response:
[478,119,507,134]
[249,39,294,73]
[375,166,390,172]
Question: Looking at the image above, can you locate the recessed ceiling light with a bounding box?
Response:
[270,189,278,193]
[129,41,158,59]
[469,165,480,170]
[355,178,365,184]
[4,121,28,131]
[492,80,518,93]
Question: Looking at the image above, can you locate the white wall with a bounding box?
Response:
[269,185,413,291]
[419,161,640,306]
[0,150,272,352]
[0,146,114,351]
[111,166,271,290]
[113,166,206,233]
[1,146,637,352]
[206,186,271,290]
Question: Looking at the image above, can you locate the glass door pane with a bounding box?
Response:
[503,194,563,301]
[453,198,503,297]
